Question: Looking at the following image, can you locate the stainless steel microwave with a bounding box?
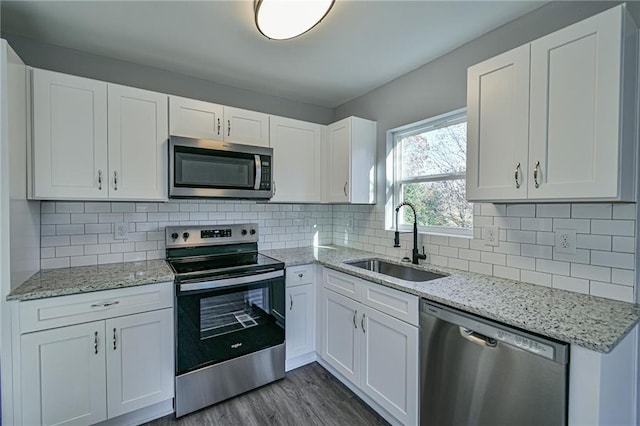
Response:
[169,136,273,199]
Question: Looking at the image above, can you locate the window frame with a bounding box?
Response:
[389,108,472,238]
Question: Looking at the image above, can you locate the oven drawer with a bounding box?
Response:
[286,264,314,287]
[19,282,174,333]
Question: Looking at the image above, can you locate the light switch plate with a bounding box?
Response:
[483,226,499,246]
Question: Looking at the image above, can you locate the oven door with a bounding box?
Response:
[175,269,285,376]
[169,136,273,199]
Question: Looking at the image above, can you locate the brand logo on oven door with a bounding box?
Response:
[231,343,242,349]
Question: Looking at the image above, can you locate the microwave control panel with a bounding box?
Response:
[260,156,271,190]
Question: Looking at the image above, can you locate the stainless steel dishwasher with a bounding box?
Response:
[420,300,569,426]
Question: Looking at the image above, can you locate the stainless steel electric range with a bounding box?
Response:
[165,224,285,417]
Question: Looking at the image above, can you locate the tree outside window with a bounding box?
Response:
[393,110,472,236]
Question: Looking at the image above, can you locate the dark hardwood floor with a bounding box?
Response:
[144,362,389,426]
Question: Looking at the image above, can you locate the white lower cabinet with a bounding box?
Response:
[17,283,174,426]
[21,321,107,426]
[320,268,418,425]
[285,264,316,370]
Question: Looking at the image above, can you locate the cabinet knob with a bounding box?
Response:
[533,161,540,188]
[514,162,521,189]
[298,273,303,278]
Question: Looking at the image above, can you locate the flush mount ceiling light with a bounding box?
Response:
[254,0,335,40]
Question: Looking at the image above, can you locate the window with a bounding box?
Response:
[391,109,472,237]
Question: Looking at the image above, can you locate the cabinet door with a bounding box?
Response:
[106,309,174,418]
[321,289,360,384]
[286,283,315,360]
[326,118,351,202]
[360,306,418,426]
[169,95,223,140]
[223,106,269,147]
[107,84,168,200]
[528,6,624,199]
[466,45,530,201]
[32,69,108,199]
[270,116,322,202]
[21,321,107,426]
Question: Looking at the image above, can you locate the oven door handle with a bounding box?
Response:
[178,269,283,292]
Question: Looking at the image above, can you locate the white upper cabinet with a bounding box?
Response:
[223,106,270,147]
[169,95,223,140]
[32,69,109,199]
[269,116,322,203]
[467,4,637,202]
[31,69,169,201]
[108,84,168,200]
[168,97,269,147]
[466,45,530,201]
[325,116,376,204]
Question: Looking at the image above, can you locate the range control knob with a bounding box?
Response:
[250,229,256,235]
[171,232,179,240]
[182,232,190,240]
[241,229,248,236]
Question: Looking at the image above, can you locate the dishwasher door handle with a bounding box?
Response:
[460,327,497,348]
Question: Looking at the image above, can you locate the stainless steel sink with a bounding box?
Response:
[344,259,445,282]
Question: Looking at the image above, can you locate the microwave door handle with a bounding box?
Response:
[254,154,262,190]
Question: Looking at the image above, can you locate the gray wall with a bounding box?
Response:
[2,34,334,124]
[334,1,630,204]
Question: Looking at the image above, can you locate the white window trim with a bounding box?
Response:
[387,107,472,238]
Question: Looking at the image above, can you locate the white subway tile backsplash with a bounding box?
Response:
[571,204,612,219]
[39,200,636,304]
[591,251,634,270]
[521,270,552,287]
[591,220,635,236]
[536,204,570,218]
[506,204,535,217]
[576,234,611,251]
[613,204,635,220]
[536,259,570,276]
[589,281,634,302]
[612,236,635,253]
[571,263,610,282]
[552,275,589,294]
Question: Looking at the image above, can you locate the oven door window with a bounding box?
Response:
[176,278,284,375]
[174,146,256,189]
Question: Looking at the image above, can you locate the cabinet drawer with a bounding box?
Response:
[361,281,418,325]
[323,268,361,301]
[19,282,173,334]
[286,264,314,287]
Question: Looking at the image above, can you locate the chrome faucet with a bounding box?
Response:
[394,202,427,265]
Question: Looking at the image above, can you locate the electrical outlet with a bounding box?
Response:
[483,226,499,246]
[114,222,129,240]
[555,229,576,254]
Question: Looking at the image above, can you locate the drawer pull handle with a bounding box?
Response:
[228,119,231,137]
[94,331,98,354]
[98,170,103,190]
[289,294,293,311]
[90,301,120,308]
[353,310,358,329]
[343,181,348,197]
[217,118,221,135]
[361,313,366,333]
[113,328,117,350]
[514,162,521,189]
[113,171,118,191]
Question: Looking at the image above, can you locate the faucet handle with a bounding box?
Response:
[418,245,427,260]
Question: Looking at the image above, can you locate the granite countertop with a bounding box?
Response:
[262,245,640,353]
[9,245,640,353]
[7,260,174,301]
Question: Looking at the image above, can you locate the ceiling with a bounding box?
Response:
[1,1,545,108]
